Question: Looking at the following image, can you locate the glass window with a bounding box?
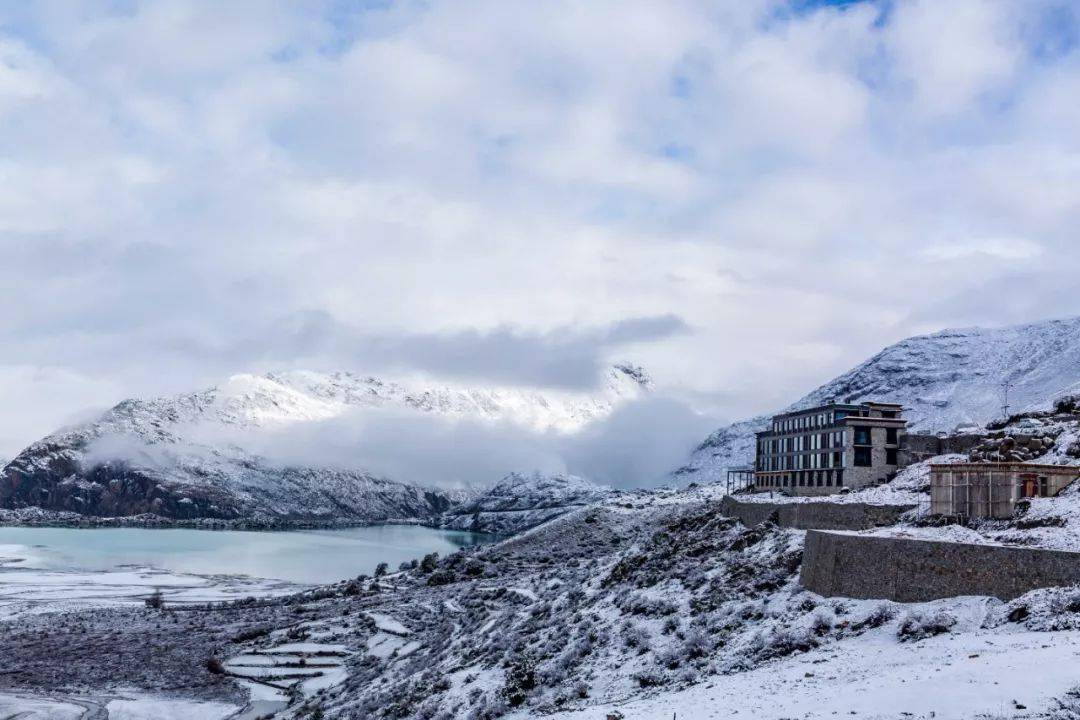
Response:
[854,447,872,466]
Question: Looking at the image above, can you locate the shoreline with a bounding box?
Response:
[0,508,447,533]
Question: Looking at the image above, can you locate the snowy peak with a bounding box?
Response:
[189,364,649,434]
[796,317,1080,433]
[50,364,650,447]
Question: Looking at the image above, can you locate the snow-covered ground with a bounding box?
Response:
[532,621,1080,720]
[0,563,296,620]
[0,693,240,720]
[105,696,238,720]
[721,454,968,507]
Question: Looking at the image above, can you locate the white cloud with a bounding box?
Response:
[921,238,1045,261]
[0,0,1079,463]
[886,0,1022,118]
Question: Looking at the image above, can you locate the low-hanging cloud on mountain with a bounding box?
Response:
[162,393,717,491]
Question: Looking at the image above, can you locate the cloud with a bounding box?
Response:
[175,393,716,490]
[165,312,688,390]
[920,238,1044,261]
[1,0,1079,463]
[560,397,718,487]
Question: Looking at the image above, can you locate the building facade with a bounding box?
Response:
[929,462,1079,519]
[754,402,906,496]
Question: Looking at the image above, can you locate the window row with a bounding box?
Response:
[772,411,839,433]
[758,451,845,472]
[759,431,845,455]
[757,470,844,489]
[851,427,901,447]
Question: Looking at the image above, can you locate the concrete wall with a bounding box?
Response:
[801,529,1080,602]
[719,497,914,531]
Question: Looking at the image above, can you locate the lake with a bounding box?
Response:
[0,524,491,585]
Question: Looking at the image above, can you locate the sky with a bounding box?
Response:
[2,0,1080,461]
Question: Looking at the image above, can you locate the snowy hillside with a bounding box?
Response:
[0,366,649,522]
[682,317,1080,482]
[440,471,613,534]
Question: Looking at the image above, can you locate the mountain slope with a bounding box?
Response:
[681,317,1080,482]
[439,471,613,534]
[0,366,649,522]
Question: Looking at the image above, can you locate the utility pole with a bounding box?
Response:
[1001,380,1013,420]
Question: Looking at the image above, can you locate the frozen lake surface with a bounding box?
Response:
[0,524,489,584]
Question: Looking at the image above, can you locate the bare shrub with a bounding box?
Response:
[897,610,956,642]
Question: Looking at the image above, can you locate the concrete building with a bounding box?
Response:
[929,462,1079,519]
[754,402,906,496]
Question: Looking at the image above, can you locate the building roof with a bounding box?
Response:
[842,416,907,427]
[929,462,1080,475]
[768,401,904,422]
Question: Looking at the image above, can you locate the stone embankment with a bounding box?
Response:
[719,497,914,531]
[800,529,1080,602]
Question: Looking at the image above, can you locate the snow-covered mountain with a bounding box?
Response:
[0,366,650,523]
[680,317,1080,482]
[440,471,613,535]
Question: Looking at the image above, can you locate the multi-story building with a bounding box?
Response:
[754,401,906,496]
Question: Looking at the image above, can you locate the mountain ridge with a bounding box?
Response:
[0,366,650,523]
[439,471,613,534]
[679,316,1080,482]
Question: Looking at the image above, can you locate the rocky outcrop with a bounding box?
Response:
[968,432,1058,463]
[1,444,455,524]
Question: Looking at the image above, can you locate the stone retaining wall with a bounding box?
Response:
[719,496,914,531]
[801,529,1080,602]
[901,433,983,465]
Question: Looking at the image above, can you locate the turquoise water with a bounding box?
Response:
[0,525,489,584]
